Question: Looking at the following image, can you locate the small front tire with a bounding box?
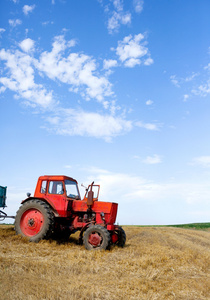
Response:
[83,225,110,250]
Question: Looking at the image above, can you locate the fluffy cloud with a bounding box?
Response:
[101,0,144,34]
[143,154,162,164]
[44,109,162,141]
[23,5,35,16]
[35,35,113,104]
[133,0,144,13]
[183,94,189,102]
[0,28,5,38]
[170,75,180,87]
[170,72,200,89]
[45,108,132,142]
[0,34,158,140]
[192,80,210,97]
[191,156,210,168]
[204,63,210,71]
[105,0,131,34]
[103,59,118,69]
[85,167,210,206]
[146,99,153,105]
[108,12,131,34]
[8,19,22,27]
[136,121,160,131]
[115,33,153,68]
[19,38,35,53]
[0,48,54,108]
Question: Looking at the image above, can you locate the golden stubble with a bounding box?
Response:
[0,225,209,300]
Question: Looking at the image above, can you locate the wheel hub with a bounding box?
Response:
[20,208,44,237]
[28,218,35,226]
[88,233,102,247]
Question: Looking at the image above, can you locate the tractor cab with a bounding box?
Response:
[34,175,81,200]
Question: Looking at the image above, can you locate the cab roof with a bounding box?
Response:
[38,175,78,183]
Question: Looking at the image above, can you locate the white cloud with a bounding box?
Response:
[8,19,22,27]
[191,156,210,168]
[171,72,199,89]
[170,75,180,87]
[113,0,123,11]
[204,63,210,71]
[35,35,113,105]
[192,80,210,97]
[106,0,132,34]
[64,165,72,169]
[144,57,154,66]
[42,21,54,26]
[0,28,5,38]
[19,38,35,53]
[103,59,118,69]
[115,33,152,68]
[23,5,35,16]
[0,34,157,141]
[45,108,133,142]
[185,72,199,82]
[136,121,160,131]
[108,11,131,34]
[85,168,210,206]
[0,48,54,109]
[143,154,162,164]
[133,0,144,13]
[85,168,154,202]
[124,57,140,68]
[0,86,6,93]
[183,94,189,102]
[121,13,131,25]
[146,99,153,105]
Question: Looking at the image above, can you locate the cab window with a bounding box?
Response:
[48,181,64,195]
[65,180,80,199]
[41,180,47,194]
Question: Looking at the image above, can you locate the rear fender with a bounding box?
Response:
[21,197,59,217]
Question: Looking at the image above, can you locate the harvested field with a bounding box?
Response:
[0,225,209,300]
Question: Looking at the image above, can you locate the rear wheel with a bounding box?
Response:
[15,199,54,242]
[111,226,126,247]
[83,225,110,250]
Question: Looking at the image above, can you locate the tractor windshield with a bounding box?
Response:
[65,180,80,199]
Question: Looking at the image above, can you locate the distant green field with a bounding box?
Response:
[167,223,210,230]
[125,223,210,230]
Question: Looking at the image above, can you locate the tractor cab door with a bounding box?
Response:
[47,180,67,217]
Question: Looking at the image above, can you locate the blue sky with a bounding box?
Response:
[0,0,210,225]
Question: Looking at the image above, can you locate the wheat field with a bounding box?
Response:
[0,225,209,300]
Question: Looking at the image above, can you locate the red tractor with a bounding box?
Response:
[15,175,126,250]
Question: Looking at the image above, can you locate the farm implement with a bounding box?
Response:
[0,186,15,221]
[0,176,126,250]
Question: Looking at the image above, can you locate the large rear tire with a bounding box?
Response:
[15,199,54,242]
[83,225,110,250]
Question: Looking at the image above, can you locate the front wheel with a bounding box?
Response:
[83,225,110,250]
[15,199,54,242]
